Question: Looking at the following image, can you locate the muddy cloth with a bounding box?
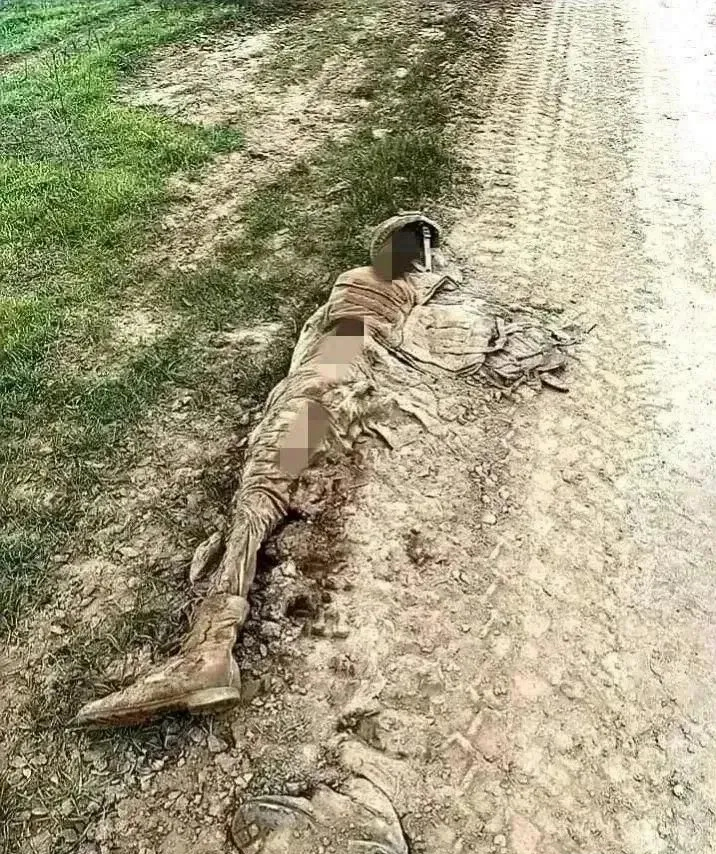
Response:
[209,265,432,602]
[230,738,411,854]
[212,261,570,616]
[73,235,572,728]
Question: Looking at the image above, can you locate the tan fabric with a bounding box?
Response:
[211,257,570,600]
[211,266,418,598]
[73,216,573,728]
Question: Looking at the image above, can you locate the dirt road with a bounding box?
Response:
[4,0,715,852]
[442,0,716,850]
[223,1,716,851]
[233,0,716,850]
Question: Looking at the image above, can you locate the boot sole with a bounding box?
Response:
[186,686,242,714]
[73,686,242,729]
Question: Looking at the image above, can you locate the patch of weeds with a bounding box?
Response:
[241,178,308,245]
[318,128,456,270]
[0,530,54,637]
[0,777,22,854]
[253,0,381,85]
[28,583,187,732]
[0,295,60,408]
[0,0,292,64]
[0,328,196,631]
[55,330,191,449]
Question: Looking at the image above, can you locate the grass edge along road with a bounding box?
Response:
[0,0,499,847]
[0,0,473,637]
[1,0,280,635]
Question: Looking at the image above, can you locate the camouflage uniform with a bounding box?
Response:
[74,213,443,728]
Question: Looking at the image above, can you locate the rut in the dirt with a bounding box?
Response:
[217,1,716,853]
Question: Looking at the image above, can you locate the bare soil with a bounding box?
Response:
[124,10,374,272]
[2,1,715,853]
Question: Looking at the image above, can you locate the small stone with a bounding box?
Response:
[281,559,297,577]
[207,734,228,754]
[247,146,270,160]
[311,619,327,637]
[371,128,389,140]
[493,834,507,847]
[284,782,303,796]
[560,680,585,700]
[214,752,236,775]
[395,67,409,79]
[482,512,497,526]
[118,546,140,559]
[260,621,281,640]
[241,678,262,704]
[673,783,686,798]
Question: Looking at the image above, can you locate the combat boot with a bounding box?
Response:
[72,593,247,728]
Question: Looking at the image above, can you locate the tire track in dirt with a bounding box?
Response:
[448,1,716,852]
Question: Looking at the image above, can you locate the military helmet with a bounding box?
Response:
[369,211,441,265]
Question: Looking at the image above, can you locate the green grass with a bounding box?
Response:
[0,0,257,61]
[0,0,471,635]
[0,2,251,636]
[0,0,250,391]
